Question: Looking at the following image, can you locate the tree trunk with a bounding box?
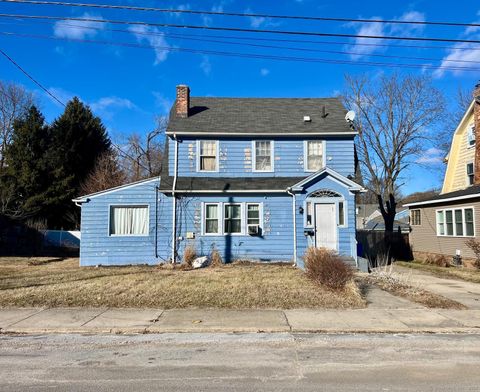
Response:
[377,193,397,264]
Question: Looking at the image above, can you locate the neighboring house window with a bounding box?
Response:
[247,203,260,226]
[198,140,218,171]
[410,209,421,226]
[109,205,149,236]
[467,163,474,186]
[224,204,242,234]
[305,141,324,172]
[436,208,475,237]
[338,201,345,226]
[253,141,273,171]
[204,204,220,234]
[467,125,476,147]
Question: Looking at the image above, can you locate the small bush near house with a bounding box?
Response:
[466,238,480,269]
[182,245,197,268]
[304,247,354,291]
[423,253,449,268]
[210,248,223,268]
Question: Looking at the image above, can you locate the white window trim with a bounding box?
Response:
[337,200,347,228]
[467,124,476,149]
[410,209,421,226]
[246,202,264,229]
[304,201,314,228]
[202,203,221,236]
[108,204,150,237]
[304,140,326,172]
[252,140,274,172]
[201,202,264,236]
[196,140,220,172]
[435,207,475,237]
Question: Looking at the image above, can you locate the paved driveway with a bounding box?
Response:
[394,265,480,309]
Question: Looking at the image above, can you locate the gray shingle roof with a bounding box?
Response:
[404,185,480,207]
[159,175,306,193]
[167,97,354,135]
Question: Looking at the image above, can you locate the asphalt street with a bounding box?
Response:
[1,332,480,391]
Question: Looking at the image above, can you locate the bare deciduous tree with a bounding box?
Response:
[0,81,34,170]
[80,152,126,195]
[119,116,166,181]
[343,73,445,233]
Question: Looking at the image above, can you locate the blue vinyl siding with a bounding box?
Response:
[169,136,355,178]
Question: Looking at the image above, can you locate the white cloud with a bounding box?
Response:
[200,55,212,75]
[434,11,480,78]
[128,25,171,65]
[416,147,444,165]
[53,12,105,39]
[152,92,172,114]
[90,96,136,112]
[347,11,426,60]
[260,68,270,76]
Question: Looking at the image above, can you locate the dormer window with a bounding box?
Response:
[253,140,274,172]
[467,125,475,147]
[305,140,325,172]
[198,140,218,172]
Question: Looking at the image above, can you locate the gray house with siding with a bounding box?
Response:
[74,85,364,268]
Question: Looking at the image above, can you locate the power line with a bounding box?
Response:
[2,13,480,44]
[8,16,480,52]
[2,31,479,72]
[3,23,480,65]
[0,47,65,106]
[2,0,479,28]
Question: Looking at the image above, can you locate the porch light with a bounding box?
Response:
[299,206,304,214]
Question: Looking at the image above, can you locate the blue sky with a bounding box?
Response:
[1,0,480,194]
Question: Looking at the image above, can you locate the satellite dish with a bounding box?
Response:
[345,110,356,122]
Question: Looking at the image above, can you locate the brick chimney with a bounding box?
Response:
[474,82,480,184]
[175,85,190,118]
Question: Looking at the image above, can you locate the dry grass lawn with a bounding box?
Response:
[397,261,480,284]
[0,257,366,309]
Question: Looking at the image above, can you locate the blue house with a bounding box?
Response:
[74,85,364,268]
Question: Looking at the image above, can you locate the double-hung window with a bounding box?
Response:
[305,141,324,172]
[198,140,218,171]
[436,208,475,237]
[467,125,476,147]
[224,204,242,234]
[253,141,273,171]
[109,205,149,236]
[247,204,260,226]
[204,204,220,234]
[410,209,421,226]
[467,163,474,186]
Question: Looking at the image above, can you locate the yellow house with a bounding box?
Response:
[404,83,480,264]
[442,100,476,194]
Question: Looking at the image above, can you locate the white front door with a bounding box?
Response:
[315,203,337,251]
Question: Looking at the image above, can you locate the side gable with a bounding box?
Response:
[442,100,475,194]
[72,177,160,203]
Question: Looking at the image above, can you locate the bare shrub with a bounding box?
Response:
[210,248,223,268]
[466,238,480,269]
[182,245,197,267]
[304,247,354,291]
[424,253,449,268]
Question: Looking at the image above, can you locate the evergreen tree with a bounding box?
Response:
[48,97,111,228]
[4,106,51,220]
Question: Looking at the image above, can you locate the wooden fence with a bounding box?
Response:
[356,230,413,264]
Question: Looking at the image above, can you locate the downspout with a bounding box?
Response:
[286,187,297,267]
[155,185,159,259]
[171,134,179,264]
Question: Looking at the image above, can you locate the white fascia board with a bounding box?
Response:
[163,189,288,194]
[166,131,358,137]
[291,167,364,192]
[72,177,160,203]
[403,192,480,207]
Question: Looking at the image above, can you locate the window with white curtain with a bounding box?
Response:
[253,140,273,171]
[204,204,220,234]
[199,140,218,171]
[305,141,324,171]
[109,206,149,236]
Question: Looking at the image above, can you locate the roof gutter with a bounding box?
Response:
[166,131,358,137]
[403,192,480,207]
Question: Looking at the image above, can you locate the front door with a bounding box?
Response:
[314,203,337,251]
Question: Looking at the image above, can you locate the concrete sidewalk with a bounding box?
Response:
[1,307,480,334]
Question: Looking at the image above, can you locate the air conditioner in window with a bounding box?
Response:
[248,225,260,236]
